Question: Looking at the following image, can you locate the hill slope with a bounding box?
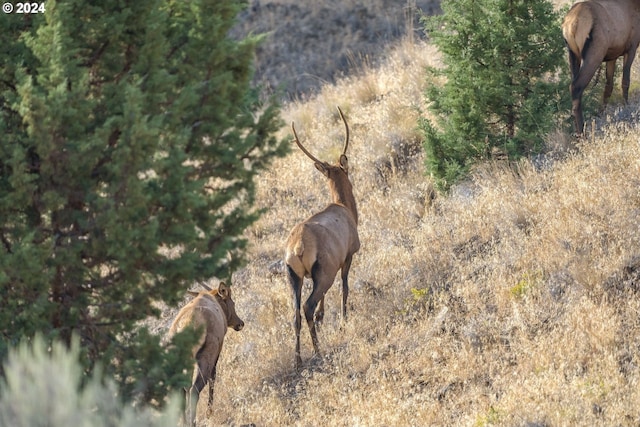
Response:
[230,0,441,98]
[158,30,640,425]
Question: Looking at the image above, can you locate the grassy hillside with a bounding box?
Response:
[150,1,640,425]
[154,23,640,424]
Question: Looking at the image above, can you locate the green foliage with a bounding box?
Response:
[510,270,542,299]
[0,0,287,406]
[421,0,569,190]
[474,406,503,426]
[411,287,430,301]
[0,334,182,427]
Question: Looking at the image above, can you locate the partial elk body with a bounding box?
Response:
[167,281,244,426]
[285,107,360,370]
[562,0,640,136]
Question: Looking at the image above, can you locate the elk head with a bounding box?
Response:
[291,106,350,178]
[291,107,357,223]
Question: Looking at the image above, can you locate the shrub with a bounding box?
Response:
[421,0,569,190]
[0,335,182,427]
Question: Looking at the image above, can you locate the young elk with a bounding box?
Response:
[167,281,244,426]
[285,107,360,369]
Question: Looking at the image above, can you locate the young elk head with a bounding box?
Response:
[285,106,360,370]
[187,281,244,331]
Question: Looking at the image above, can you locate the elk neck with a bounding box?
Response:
[328,173,358,225]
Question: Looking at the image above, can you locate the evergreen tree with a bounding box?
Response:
[0,0,287,405]
[421,0,569,190]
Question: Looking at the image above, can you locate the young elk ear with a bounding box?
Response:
[217,281,230,299]
[187,290,200,297]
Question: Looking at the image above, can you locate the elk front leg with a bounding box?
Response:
[622,48,637,103]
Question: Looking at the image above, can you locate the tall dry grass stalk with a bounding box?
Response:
[155,34,640,426]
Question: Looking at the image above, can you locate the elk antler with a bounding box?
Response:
[337,106,349,155]
[291,122,323,164]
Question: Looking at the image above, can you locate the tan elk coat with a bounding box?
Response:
[285,107,360,370]
[168,282,244,426]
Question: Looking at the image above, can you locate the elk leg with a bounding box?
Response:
[340,255,353,322]
[567,48,584,135]
[604,60,616,105]
[187,365,207,427]
[287,266,303,369]
[567,47,581,83]
[206,362,218,416]
[315,296,325,325]
[570,55,601,136]
[622,48,637,103]
[181,386,190,425]
[305,263,329,356]
[303,292,321,356]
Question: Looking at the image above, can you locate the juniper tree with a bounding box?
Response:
[0,0,287,405]
[421,0,569,190]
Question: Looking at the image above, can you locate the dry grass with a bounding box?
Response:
[207,120,640,425]
[157,12,640,426]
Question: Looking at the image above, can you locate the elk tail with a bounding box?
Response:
[292,239,304,257]
[563,4,593,61]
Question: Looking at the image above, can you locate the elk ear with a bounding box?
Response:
[217,281,229,299]
[339,154,349,172]
[187,290,200,297]
[314,162,329,177]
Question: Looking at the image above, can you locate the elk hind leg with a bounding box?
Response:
[304,263,331,356]
[315,296,325,325]
[287,265,303,369]
[571,56,601,135]
[205,362,218,416]
[603,60,616,105]
[340,254,353,322]
[567,47,581,87]
[303,298,321,356]
[186,364,207,426]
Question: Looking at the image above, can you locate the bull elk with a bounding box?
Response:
[562,0,640,136]
[167,281,244,426]
[285,107,360,369]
